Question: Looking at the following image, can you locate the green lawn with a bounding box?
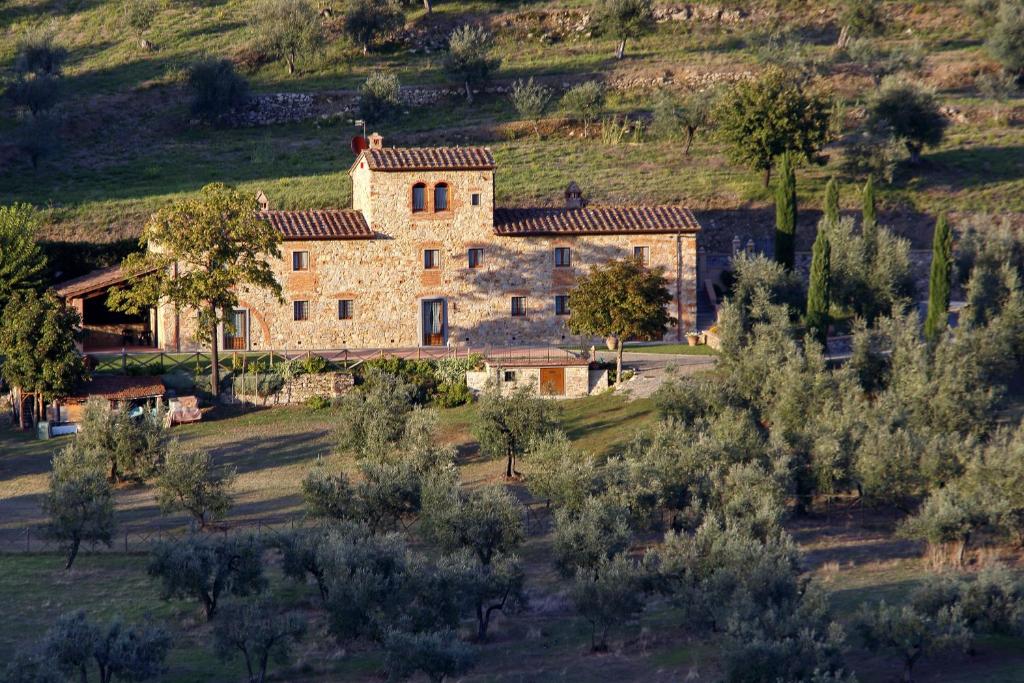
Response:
[623,343,718,356]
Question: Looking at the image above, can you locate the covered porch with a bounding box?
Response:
[55,265,159,352]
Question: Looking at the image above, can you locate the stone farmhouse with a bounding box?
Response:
[62,134,702,354]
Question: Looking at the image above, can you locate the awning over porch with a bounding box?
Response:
[55,265,159,351]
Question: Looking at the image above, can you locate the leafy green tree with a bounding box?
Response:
[560,81,604,137]
[273,525,334,600]
[899,484,986,568]
[840,0,885,37]
[422,479,524,566]
[774,152,797,270]
[924,214,953,345]
[570,553,647,651]
[522,431,597,511]
[342,0,404,55]
[358,70,401,122]
[473,385,557,477]
[148,534,266,620]
[213,599,307,683]
[156,444,236,529]
[868,77,947,165]
[45,611,170,683]
[853,601,971,683]
[715,66,833,186]
[336,369,415,459]
[509,77,552,138]
[568,257,673,384]
[652,89,713,155]
[75,397,167,483]
[383,629,476,683]
[553,495,632,578]
[826,215,914,324]
[806,228,832,346]
[443,25,500,103]
[42,446,116,569]
[724,253,805,328]
[108,183,282,399]
[593,0,654,59]
[0,290,88,429]
[0,203,47,314]
[187,59,250,125]
[250,0,324,75]
[987,0,1024,74]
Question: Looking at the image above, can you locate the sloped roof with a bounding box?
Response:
[55,265,155,299]
[260,210,373,240]
[68,375,166,402]
[493,206,701,236]
[362,147,495,172]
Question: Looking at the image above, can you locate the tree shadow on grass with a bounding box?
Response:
[898,146,1024,192]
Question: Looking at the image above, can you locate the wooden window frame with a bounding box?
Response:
[412,183,426,213]
[338,299,353,320]
[554,247,572,268]
[467,248,483,269]
[293,300,310,321]
[554,295,570,316]
[511,296,527,317]
[433,183,450,212]
[503,370,517,382]
[424,249,441,270]
[633,245,651,266]
[292,250,310,272]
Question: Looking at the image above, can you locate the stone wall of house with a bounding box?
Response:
[230,371,354,407]
[158,150,699,352]
[466,364,598,399]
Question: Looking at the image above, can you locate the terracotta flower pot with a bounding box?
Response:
[686,334,699,346]
[605,336,618,351]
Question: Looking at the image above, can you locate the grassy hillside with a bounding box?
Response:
[1,0,1022,244]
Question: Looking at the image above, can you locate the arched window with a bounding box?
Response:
[412,183,426,212]
[433,183,449,212]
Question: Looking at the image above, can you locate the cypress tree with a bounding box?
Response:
[806,227,831,347]
[924,213,952,345]
[862,175,878,265]
[774,152,797,270]
[823,176,839,228]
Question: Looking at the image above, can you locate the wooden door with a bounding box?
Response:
[422,299,444,346]
[539,367,565,396]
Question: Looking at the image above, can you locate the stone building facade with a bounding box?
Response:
[156,134,701,352]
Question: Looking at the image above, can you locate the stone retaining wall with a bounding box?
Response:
[231,371,354,407]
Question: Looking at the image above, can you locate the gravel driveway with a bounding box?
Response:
[595,351,718,399]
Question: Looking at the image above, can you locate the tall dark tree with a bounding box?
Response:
[806,228,832,346]
[774,152,797,271]
[924,214,953,344]
[862,174,878,265]
[823,176,840,228]
[108,184,282,398]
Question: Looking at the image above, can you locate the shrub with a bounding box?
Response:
[188,59,249,125]
[987,0,1024,74]
[560,81,604,137]
[434,355,482,385]
[509,77,552,138]
[433,381,471,408]
[306,394,332,411]
[298,353,329,374]
[6,74,60,115]
[840,0,885,37]
[358,70,401,122]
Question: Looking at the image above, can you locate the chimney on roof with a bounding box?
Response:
[256,190,269,211]
[564,181,584,209]
[368,132,383,150]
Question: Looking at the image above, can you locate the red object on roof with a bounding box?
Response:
[351,135,369,155]
[363,147,495,171]
[260,209,373,240]
[493,206,701,236]
[67,375,166,402]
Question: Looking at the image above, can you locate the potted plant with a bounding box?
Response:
[685,331,700,346]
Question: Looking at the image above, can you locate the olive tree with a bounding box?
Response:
[250,0,325,75]
[443,25,500,103]
[868,77,947,165]
[509,77,552,138]
[44,611,170,683]
[421,478,524,566]
[383,629,476,683]
[441,549,526,641]
[213,599,307,683]
[560,81,604,137]
[75,397,167,483]
[473,385,557,477]
[570,553,647,651]
[593,0,654,59]
[156,444,236,529]
[148,534,266,620]
[42,446,116,570]
[987,0,1024,75]
[342,0,404,55]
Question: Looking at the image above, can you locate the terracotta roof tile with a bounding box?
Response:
[68,375,166,402]
[261,210,373,240]
[363,147,495,171]
[493,206,701,236]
